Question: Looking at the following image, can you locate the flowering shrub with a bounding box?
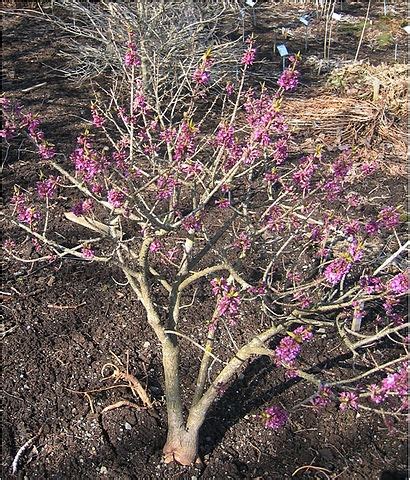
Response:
[2,33,408,467]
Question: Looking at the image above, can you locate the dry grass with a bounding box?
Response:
[282,95,407,171]
[327,63,408,116]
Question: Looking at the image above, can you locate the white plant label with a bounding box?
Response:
[277,44,289,57]
[402,25,410,34]
[299,16,309,26]
[332,12,342,21]
[245,0,256,7]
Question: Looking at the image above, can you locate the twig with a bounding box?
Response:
[11,427,43,475]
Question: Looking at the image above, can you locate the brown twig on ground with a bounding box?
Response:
[101,362,156,413]
[101,400,143,414]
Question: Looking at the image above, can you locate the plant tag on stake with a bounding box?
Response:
[277,44,288,57]
[277,44,289,71]
[299,16,309,26]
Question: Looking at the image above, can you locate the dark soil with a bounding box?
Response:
[1,2,408,479]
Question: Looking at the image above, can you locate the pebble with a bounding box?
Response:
[100,466,108,474]
[124,422,132,430]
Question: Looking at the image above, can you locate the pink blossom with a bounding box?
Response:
[36,176,59,199]
[0,120,16,139]
[81,246,94,259]
[124,34,141,67]
[234,232,251,255]
[311,386,333,409]
[215,198,230,209]
[173,121,197,161]
[107,189,125,208]
[248,283,266,296]
[274,336,301,366]
[381,365,408,396]
[38,143,56,159]
[277,69,300,91]
[344,220,361,236]
[3,239,16,251]
[292,155,317,192]
[262,405,288,430]
[272,138,288,165]
[193,68,210,85]
[293,326,313,342]
[387,272,409,295]
[322,179,342,200]
[71,135,105,182]
[368,384,386,404]
[17,206,40,225]
[338,391,358,410]
[346,193,362,208]
[21,112,41,136]
[359,276,384,294]
[72,199,93,216]
[324,258,351,285]
[225,82,234,96]
[241,47,256,66]
[180,161,203,178]
[378,207,401,230]
[149,239,162,253]
[182,214,202,233]
[210,277,229,296]
[156,176,178,200]
[217,286,241,323]
[264,168,279,184]
[215,124,235,149]
[133,91,148,113]
[365,220,380,236]
[347,239,363,262]
[361,162,377,175]
[91,107,105,128]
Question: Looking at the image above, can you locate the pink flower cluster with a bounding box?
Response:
[71,133,106,183]
[277,68,300,91]
[359,275,384,294]
[387,272,409,295]
[241,38,257,66]
[324,238,363,286]
[91,106,105,128]
[368,363,408,405]
[21,112,56,159]
[311,385,333,409]
[81,245,95,259]
[149,238,162,253]
[338,391,359,411]
[262,405,288,430]
[36,176,60,199]
[182,213,202,233]
[233,232,251,256]
[292,155,318,192]
[107,189,126,208]
[192,50,213,86]
[274,326,313,370]
[124,32,141,67]
[210,277,241,325]
[12,193,40,225]
[72,199,93,216]
[156,176,178,200]
[173,121,197,162]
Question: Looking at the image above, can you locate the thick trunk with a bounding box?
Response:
[163,425,200,465]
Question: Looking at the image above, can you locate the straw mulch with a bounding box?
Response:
[327,63,408,116]
[282,94,407,166]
